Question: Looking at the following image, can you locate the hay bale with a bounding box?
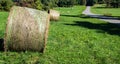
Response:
[4,6,50,52]
[49,9,60,21]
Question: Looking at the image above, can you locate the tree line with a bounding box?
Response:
[0,0,120,11]
[95,0,120,8]
[0,0,78,11]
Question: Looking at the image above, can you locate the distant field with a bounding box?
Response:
[0,6,120,64]
[91,4,120,17]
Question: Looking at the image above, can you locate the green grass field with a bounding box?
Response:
[91,4,120,17]
[0,6,120,64]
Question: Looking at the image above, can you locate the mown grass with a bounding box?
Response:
[0,6,120,64]
[91,4,120,17]
[0,12,8,38]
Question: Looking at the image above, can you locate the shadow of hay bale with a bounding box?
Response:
[49,9,60,21]
[4,6,50,53]
[0,38,4,51]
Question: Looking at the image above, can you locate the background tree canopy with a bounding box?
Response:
[0,0,120,11]
[0,0,13,11]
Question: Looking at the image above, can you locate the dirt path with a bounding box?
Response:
[82,6,120,25]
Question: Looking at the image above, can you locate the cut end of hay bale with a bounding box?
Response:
[4,6,50,52]
[49,9,60,21]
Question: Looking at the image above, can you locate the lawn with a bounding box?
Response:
[91,4,120,17]
[0,6,120,64]
[0,12,8,38]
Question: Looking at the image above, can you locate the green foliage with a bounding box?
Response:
[57,0,76,7]
[86,0,94,6]
[76,0,86,5]
[95,0,120,8]
[15,0,43,10]
[95,0,105,4]
[40,0,58,10]
[35,0,42,10]
[50,0,58,7]
[15,0,57,10]
[0,0,13,11]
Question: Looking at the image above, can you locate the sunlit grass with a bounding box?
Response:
[0,6,120,64]
[0,12,8,38]
[91,4,120,17]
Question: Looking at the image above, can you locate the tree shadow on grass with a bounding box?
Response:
[93,7,113,9]
[61,14,81,17]
[93,6,120,9]
[110,16,120,19]
[61,14,92,19]
[86,15,120,20]
[61,14,120,20]
[64,21,120,36]
[0,38,4,51]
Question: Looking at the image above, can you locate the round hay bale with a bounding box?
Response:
[49,9,60,21]
[4,6,50,52]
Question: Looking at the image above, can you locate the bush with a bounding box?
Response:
[57,0,76,7]
[103,13,112,16]
[14,0,43,10]
[34,0,43,10]
[41,0,50,10]
[0,0,13,11]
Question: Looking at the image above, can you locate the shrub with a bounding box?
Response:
[34,0,43,10]
[57,0,76,7]
[0,0,13,11]
[14,0,43,10]
[103,13,112,16]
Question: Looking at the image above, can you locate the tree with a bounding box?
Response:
[57,0,76,7]
[76,0,86,5]
[91,0,120,8]
[86,0,94,6]
[104,0,120,8]
[0,0,13,11]
[35,0,42,10]
[49,0,58,7]
[13,0,43,10]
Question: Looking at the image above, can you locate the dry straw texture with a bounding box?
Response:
[49,9,60,21]
[4,6,50,52]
